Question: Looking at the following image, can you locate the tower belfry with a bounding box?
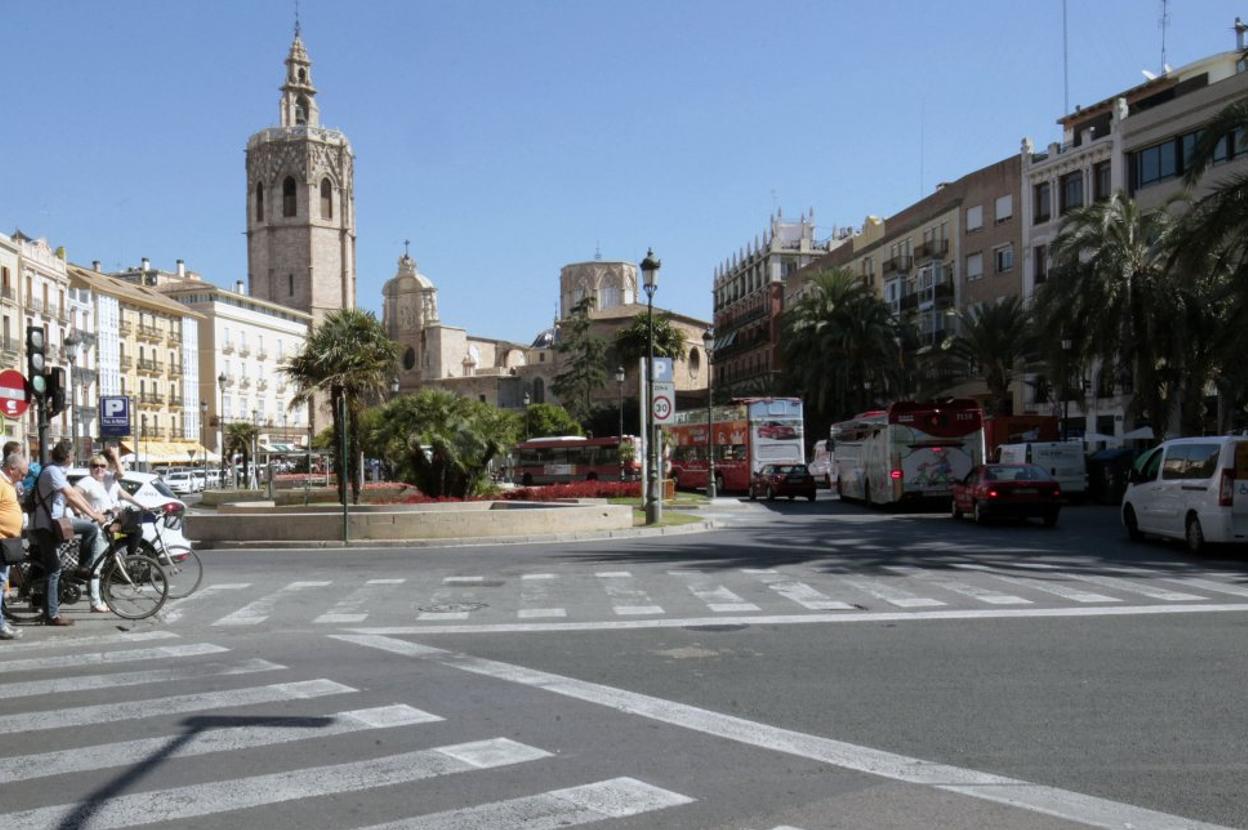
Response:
[245,29,356,323]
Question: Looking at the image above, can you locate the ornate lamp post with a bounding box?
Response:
[390,377,400,399]
[251,408,261,489]
[199,400,207,491]
[702,327,716,498]
[217,372,227,487]
[614,366,626,480]
[522,392,531,440]
[139,413,147,471]
[1061,337,1073,441]
[641,248,661,525]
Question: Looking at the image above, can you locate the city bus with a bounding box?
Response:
[667,397,805,493]
[512,435,641,485]
[832,399,985,506]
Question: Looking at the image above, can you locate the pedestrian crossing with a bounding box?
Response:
[129,560,1248,629]
[0,633,698,829]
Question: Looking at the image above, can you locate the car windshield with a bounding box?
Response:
[983,465,1052,482]
[774,465,807,475]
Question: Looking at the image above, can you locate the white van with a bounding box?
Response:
[1122,436,1248,554]
[996,441,1087,501]
[807,440,836,488]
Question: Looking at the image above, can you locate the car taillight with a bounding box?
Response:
[889,469,903,480]
[987,489,999,499]
[1053,488,1062,499]
[162,502,181,514]
[1220,470,1235,507]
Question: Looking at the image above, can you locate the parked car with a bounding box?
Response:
[808,440,836,488]
[951,464,1063,526]
[164,470,200,495]
[1121,436,1248,554]
[996,441,1088,502]
[749,464,817,501]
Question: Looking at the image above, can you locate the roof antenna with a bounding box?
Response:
[1159,0,1170,71]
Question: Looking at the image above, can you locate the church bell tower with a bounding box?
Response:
[245,27,356,323]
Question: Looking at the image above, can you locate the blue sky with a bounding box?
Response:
[1,1,1243,343]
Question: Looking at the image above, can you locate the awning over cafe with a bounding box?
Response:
[118,440,219,464]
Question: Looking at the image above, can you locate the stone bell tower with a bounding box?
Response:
[245,26,356,323]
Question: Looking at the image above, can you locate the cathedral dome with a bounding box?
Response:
[383,252,435,292]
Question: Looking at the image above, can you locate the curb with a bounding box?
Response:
[193,519,718,550]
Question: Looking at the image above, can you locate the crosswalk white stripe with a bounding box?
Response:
[162,583,252,623]
[0,630,178,653]
[0,657,284,700]
[1094,565,1248,600]
[0,642,227,675]
[519,573,565,619]
[522,573,558,580]
[518,608,567,619]
[212,580,333,626]
[950,563,1121,603]
[0,678,354,736]
[597,572,663,616]
[674,572,760,613]
[1,738,551,830]
[839,577,946,608]
[336,635,1235,830]
[882,566,1031,605]
[745,571,853,611]
[443,576,485,584]
[314,578,407,624]
[418,580,484,621]
[353,777,694,829]
[1012,565,1207,601]
[0,703,442,785]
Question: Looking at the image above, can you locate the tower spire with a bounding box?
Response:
[280,27,318,128]
[294,0,301,38]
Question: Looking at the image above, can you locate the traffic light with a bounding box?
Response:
[46,367,66,417]
[25,326,47,399]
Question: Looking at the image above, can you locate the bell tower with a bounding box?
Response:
[245,28,356,324]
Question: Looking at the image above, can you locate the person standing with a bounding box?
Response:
[32,441,107,626]
[0,451,26,640]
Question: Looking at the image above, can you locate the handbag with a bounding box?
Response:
[0,537,24,566]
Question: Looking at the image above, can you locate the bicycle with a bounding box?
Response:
[3,527,170,622]
[111,506,203,599]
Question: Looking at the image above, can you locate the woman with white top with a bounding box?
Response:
[75,453,144,612]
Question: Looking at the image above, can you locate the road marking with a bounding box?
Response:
[597,571,664,616]
[0,703,441,784]
[1011,565,1207,602]
[444,576,485,584]
[352,777,694,829]
[0,642,227,675]
[882,566,1031,605]
[418,578,485,621]
[839,576,946,608]
[211,580,333,626]
[1094,565,1248,600]
[519,572,565,619]
[0,629,178,653]
[745,570,852,611]
[314,578,407,624]
[949,563,1121,603]
[162,583,252,623]
[0,678,355,736]
[522,573,558,580]
[0,657,284,700]
[674,571,760,613]
[1,738,552,830]
[350,601,1248,635]
[335,635,1234,830]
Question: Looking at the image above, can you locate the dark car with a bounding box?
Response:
[951,464,1062,526]
[749,463,817,501]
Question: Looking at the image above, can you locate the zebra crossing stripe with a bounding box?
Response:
[882,566,1031,606]
[597,572,663,616]
[350,777,694,829]
[674,572,760,613]
[744,570,853,611]
[0,678,355,736]
[314,579,408,624]
[162,583,252,623]
[212,580,334,626]
[0,630,178,653]
[519,573,565,619]
[1011,566,1208,602]
[0,738,551,830]
[839,577,946,608]
[949,563,1121,603]
[0,704,441,784]
[0,658,284,700]
[1094,565,1248,600]
[0,642,227,675]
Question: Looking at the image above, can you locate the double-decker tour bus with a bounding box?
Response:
[667,397,805,493]
[832,399,985,506]
[513,435,641,485]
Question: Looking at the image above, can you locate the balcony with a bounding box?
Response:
[169,362,183,377]
[0,337,17,357]
[138,394,163,409]
[167,330,183,346]
[72,367,98,385]
[1,285,15,304]
[137,358,164,376]
[218,373,235,388]
[137,324,162,343]
[882,254,912,275]
[238,345,252,358]
[256,350,270,362]
[168,396,184,410]
[118,320,133,336]
[256,379,269,392]
[238,377,252,390]
[222,342,235,355]
[140,426,166,439]
[25,296,43,314]
[899,293,919,312]
[45,344,61,363]
[915,239,949,260]
[119,355,133,370]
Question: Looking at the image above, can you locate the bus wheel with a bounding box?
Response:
[714,473,724,496]
[862,481,872,508]
[521,473,533,486]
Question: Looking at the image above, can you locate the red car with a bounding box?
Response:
[951,464,1062,526]
[749,464,817,501]
[757,422,799,440]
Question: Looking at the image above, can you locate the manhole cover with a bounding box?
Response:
[682,624,749,633]
[417,602,489,614]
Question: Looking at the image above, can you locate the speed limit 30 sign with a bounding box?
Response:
[651,381,675,424]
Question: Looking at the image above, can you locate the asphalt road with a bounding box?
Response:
[3,493,1248,829]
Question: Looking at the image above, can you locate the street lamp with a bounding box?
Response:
[251,408,260,489]
[199,401,208,492]
[390,377,400,398]
[1061,337,1073,441]
[614,366,626,480]
[702,327,716,499]
[64,332,80,464]
[641,247,661,525]
[140,414,147,472]
[217,372,227,487]
[523,392,531,440]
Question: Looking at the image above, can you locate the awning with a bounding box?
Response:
[119,440,219,464]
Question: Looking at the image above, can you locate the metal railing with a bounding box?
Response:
[222,342,236,355]
[137,358,164,374]
[137,324,162,342]
[118,320,133,335]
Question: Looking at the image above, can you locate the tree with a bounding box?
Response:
[612,311,687,369]
[282,309,398,504]
[1039,193,1182,434]
[523,402,583,438]
[552,297,608,424]
[224,421,259,487]
[947,296,1038,416]
[780,268,904,419]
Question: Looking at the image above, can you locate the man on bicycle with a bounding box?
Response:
[32,441,108,626]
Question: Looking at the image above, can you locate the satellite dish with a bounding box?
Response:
[1141,69,1157,80]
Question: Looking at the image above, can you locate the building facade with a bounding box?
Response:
[560,260,637,319]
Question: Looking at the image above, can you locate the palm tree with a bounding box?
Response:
[224,421,260,488]
[613,311,688,368]
[780,268,903,418]
[947,296,1038,416]
[1039,193,1181,434]
[282,309,398,504]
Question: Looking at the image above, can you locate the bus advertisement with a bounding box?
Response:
[668,397,805,493]
[832,399,985,506]
[513,435,641,485]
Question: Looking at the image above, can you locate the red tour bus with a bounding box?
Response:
[667,397,805,493]
[513,435,641,486]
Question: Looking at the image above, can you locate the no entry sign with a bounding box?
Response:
[0,369,30,419]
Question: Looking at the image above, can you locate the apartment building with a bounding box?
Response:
[13,233,77,456]
[0,233,22,447]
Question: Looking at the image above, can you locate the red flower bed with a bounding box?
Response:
[394,481,641,504]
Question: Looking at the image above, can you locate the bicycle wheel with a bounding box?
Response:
[151,544,203,599]
[2,560,45,623]
[101,554,169,620]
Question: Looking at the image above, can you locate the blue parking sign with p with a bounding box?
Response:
[100,395,132,437]
[652,357,673,382]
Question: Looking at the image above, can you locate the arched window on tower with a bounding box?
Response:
[282,177,297,218]
[295,95,309,125]
[320,179,333,219]
[255,183,264,221]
